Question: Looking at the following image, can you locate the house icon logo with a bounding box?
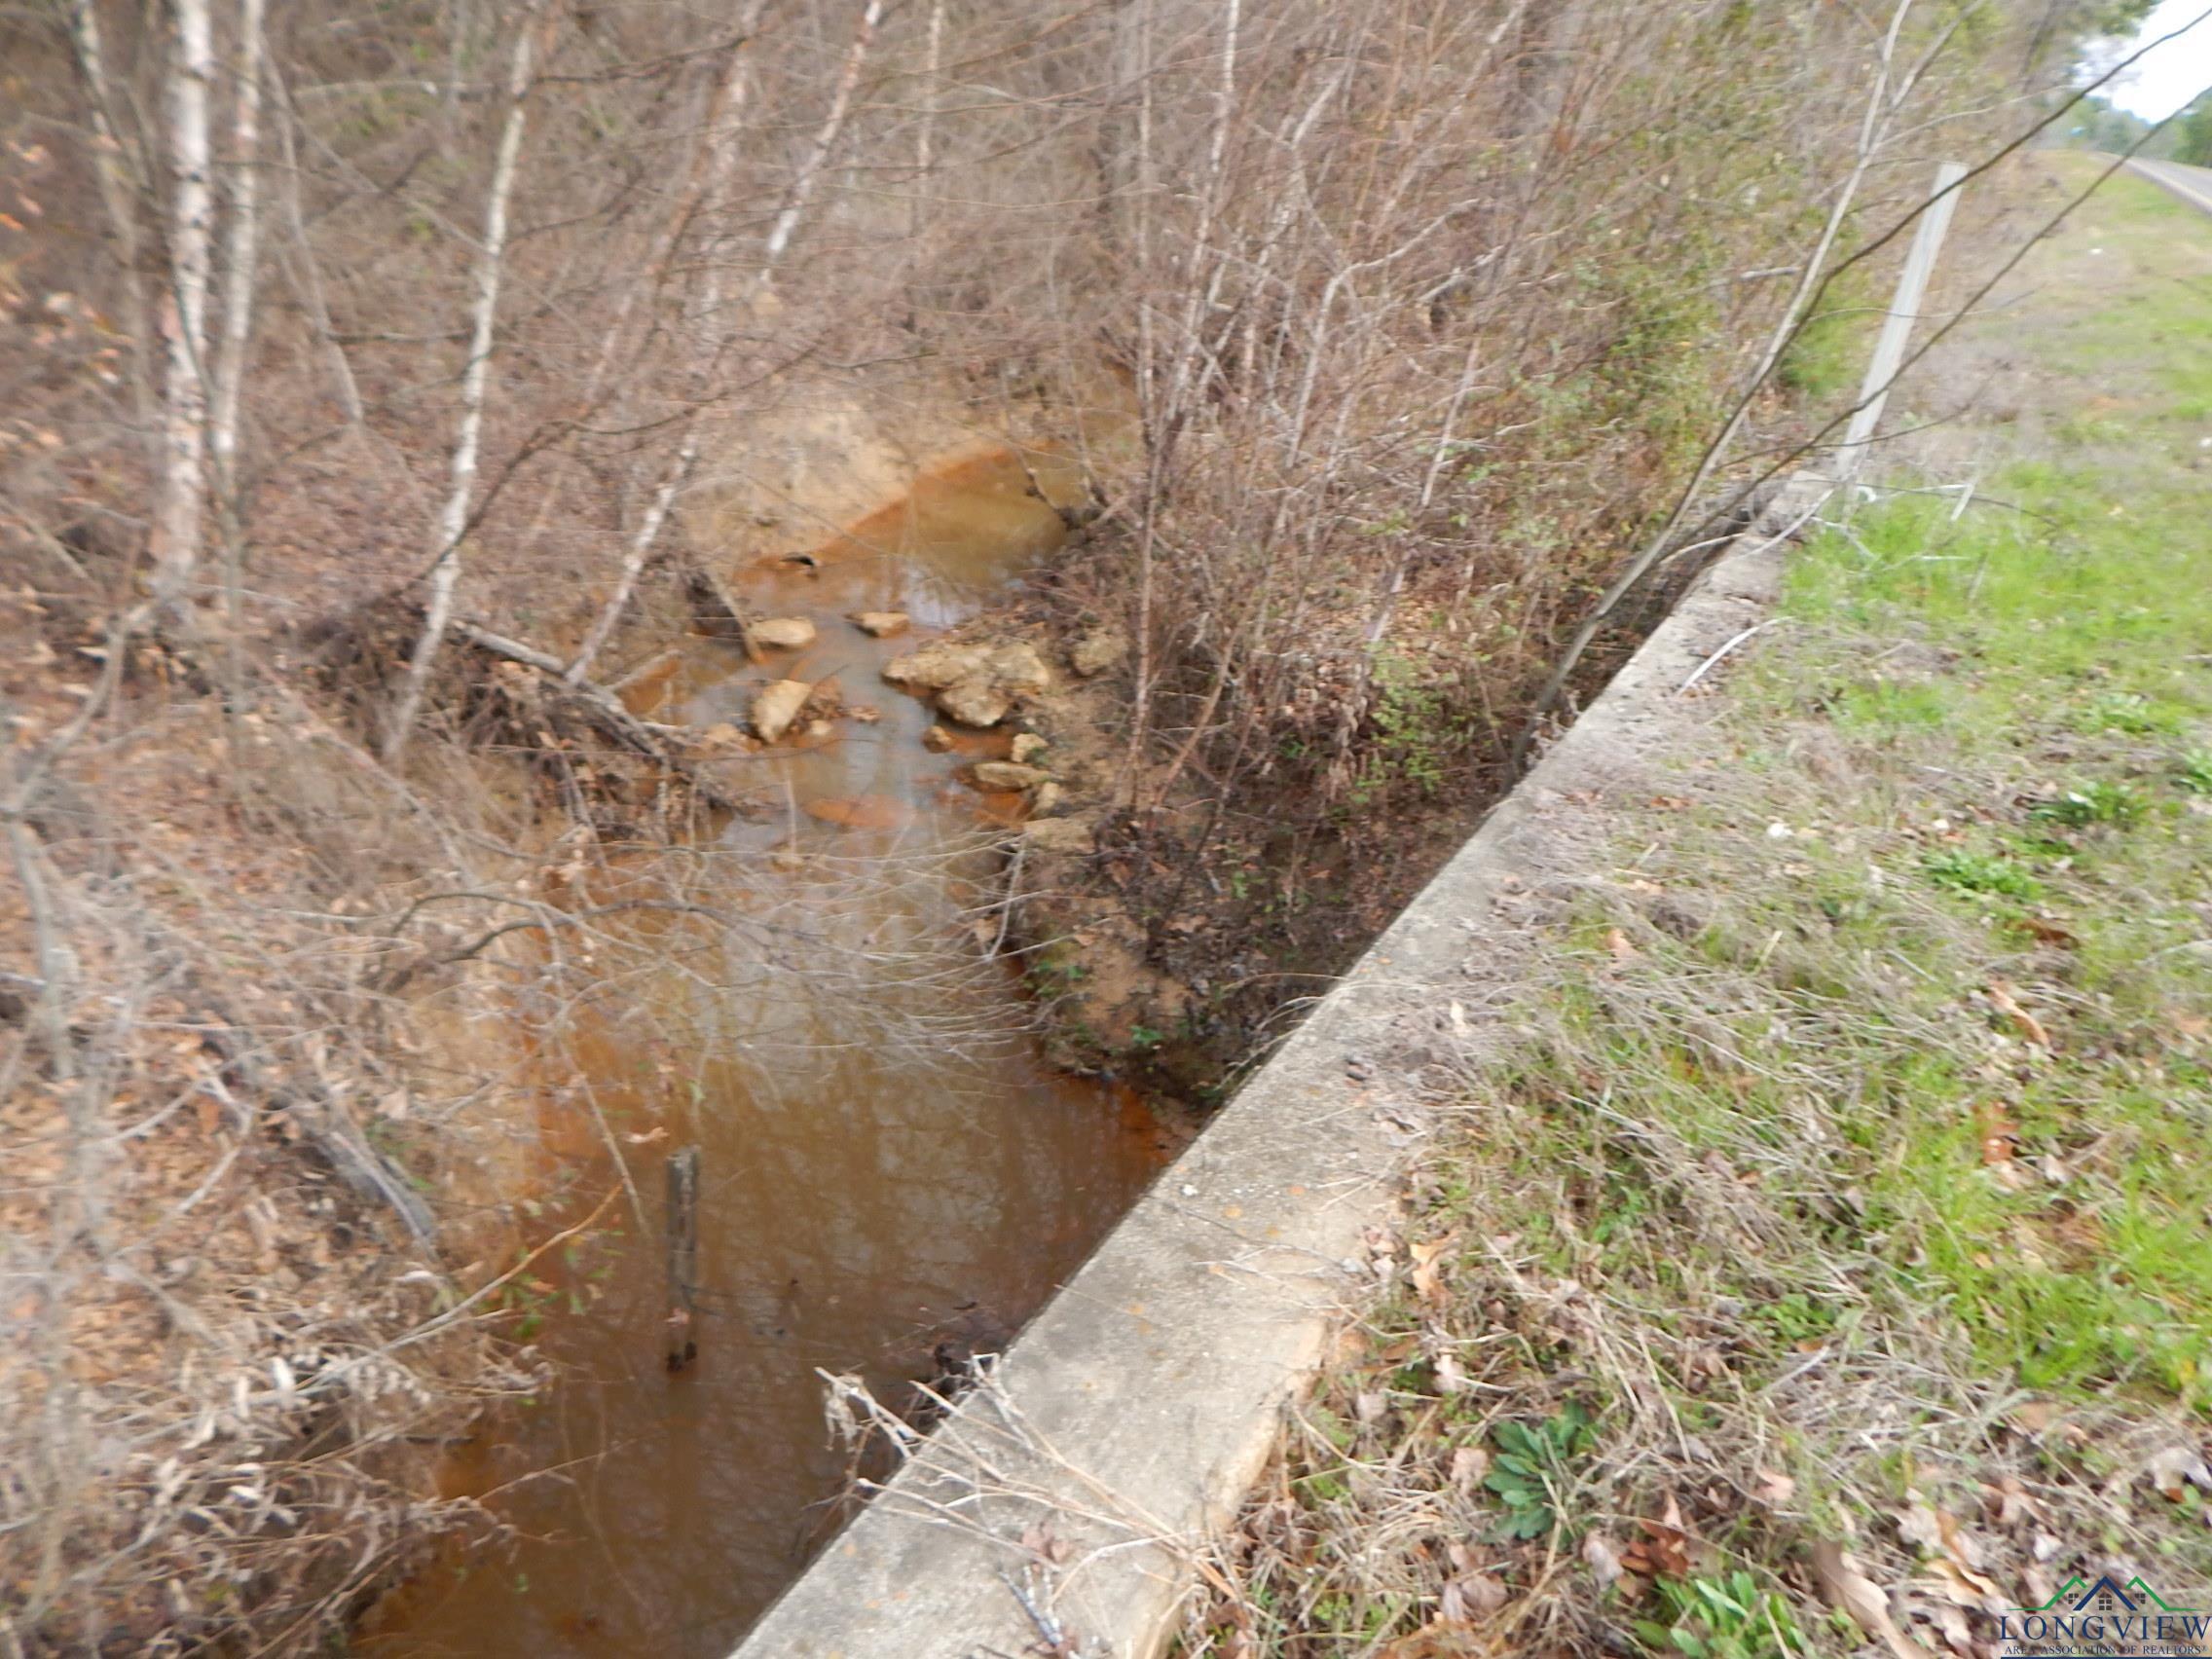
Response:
[2000,1572,2209,1656]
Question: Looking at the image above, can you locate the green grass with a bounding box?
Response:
[1579,163,2212,1396]
[1635,231,2212,1403]
[1778,262,1882,401]
[1177,157,2212,1659]
[1637,1572,1810,1659]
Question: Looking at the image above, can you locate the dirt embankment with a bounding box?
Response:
[919,534,1731,1116]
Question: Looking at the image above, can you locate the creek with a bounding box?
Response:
[360,447,1168,1655]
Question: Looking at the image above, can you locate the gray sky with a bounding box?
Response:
[2103,0,2212,118]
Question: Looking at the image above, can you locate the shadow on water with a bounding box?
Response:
[360,445,1167,1656]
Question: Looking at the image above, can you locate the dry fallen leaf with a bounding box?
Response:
[1624,1494,1694,1581]
[1931,1602,1977,1658]
[1986,980,2053,1049]
[1438,1569,1509,1623]
[2147,1443,2212,1501]
[1018,1519,1074,1566]
[1754,1467,1797,1506]
[1583,1530,1625,1587]
[1981,1476,2041,1529]
[1933,1505,1990,1577]
[1450,1445,1490,1493]
[1411,1233,1457,1306]
[1921,1556,2000,1607]
[1976,1102,2021,1165]
[1813,1539,1933,1659]
[1606,927,1639,962]
[1897,1499,1947,1556]
[1380,1623,1483,1658]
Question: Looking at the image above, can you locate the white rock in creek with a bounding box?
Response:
[973,761,1050,791]
[937,676,1012,728]
[921,724,956,753]
[850,610,910,638]
[750,679,811,743]
[752,616,817,649]
[882,643,987,690]
[1010,733,1049,765]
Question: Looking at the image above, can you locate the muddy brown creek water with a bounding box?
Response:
[361,447,1169,1655]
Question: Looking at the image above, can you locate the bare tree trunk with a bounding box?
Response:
[64,0,158,442]
[556,0,771,455]
[564,18,765,683]
[149,0,218,615]
[1126,0,1237,795]
[1515,0,1921,762]
[209,0,268,505]
[759,0,883,279]
[266,59,366,429]
[913,0,945,237]
[384,5,545,762]
[565,429,700,682]
[664,1146,701,1372]
[210,0,269,702]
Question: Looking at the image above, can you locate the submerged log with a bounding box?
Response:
[682,560,758,656]
[665,1145,701,1373]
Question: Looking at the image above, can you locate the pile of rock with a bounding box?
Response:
[879,639,1051,728]
[965,731,1074,822]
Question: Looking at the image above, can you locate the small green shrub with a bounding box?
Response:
[2076,691,2177,736]
[1923,848,2041,900]
[2031,782,2145,828]
[1353,653,1463,804]
[1485,1401,1595,1540]
[1636,1572,1807,1659]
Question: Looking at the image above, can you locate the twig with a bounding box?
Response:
[1678,619,1782,693]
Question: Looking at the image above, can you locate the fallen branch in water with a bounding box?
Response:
[451,618,746,812]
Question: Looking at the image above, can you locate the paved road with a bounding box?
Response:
[2128,156,2212,217]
